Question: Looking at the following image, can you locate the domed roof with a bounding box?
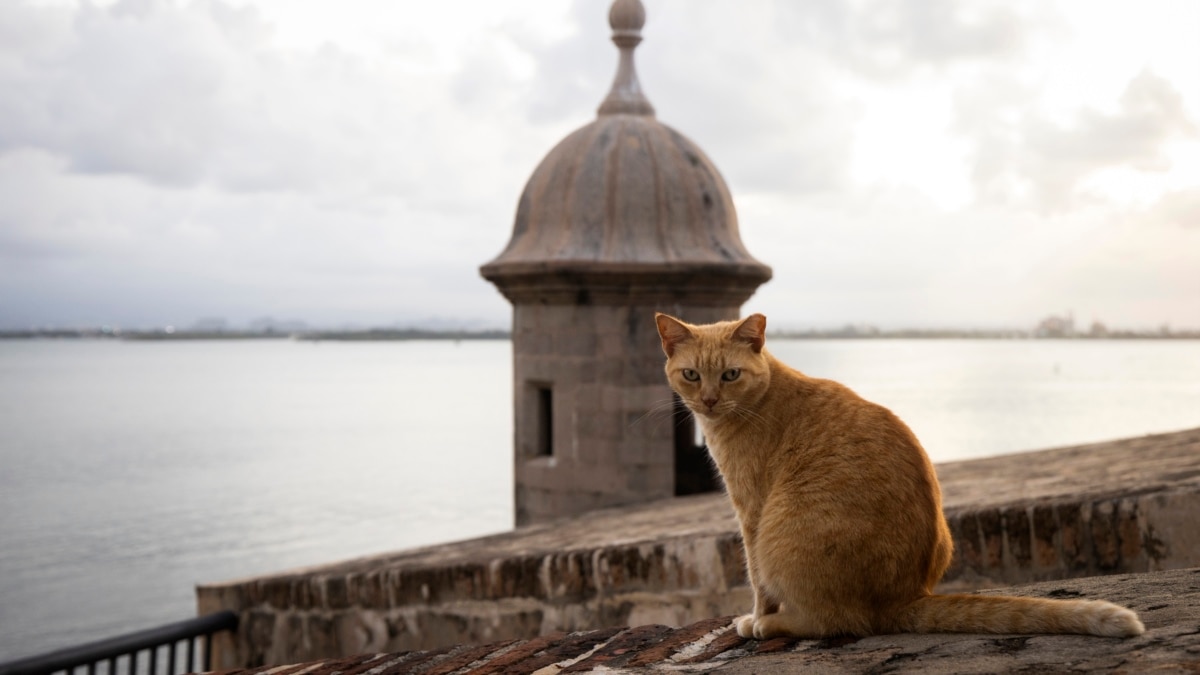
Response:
[481,0,770,304]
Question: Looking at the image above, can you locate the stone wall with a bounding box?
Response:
[196,428,1200,670]
[210,568,1200,675]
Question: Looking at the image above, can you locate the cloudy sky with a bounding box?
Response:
[1,0,1197,331]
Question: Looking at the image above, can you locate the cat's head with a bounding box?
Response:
[655,313,771,421]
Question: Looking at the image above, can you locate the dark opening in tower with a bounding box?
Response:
[534,384,553,457]
[673,394,718,495]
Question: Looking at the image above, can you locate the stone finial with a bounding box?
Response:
[597,0,655,117]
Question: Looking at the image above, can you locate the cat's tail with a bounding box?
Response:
[891,594,1144,638]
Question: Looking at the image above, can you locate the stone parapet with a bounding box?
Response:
[936,427,1200,588]
[197,428,1200,669]
[212,568,1200,674]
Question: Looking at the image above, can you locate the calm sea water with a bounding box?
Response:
[1,338,1198,661]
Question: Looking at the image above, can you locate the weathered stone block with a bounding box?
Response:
[1139,491,1200,570]
[305,615,336,661]
[282,615,304,664]
[335,610,388,656]
[717,534,748,589]
[577,411,624,441]
[243,610,277,667]
[1056,501,1088,572]
[977,509,1004,571]
[554,332,597,357]
[1092,500,1121,571]
[514,331,554,355]
[324,576,349,610]
[1003,506,1032,570]
[262,579,292,610]
[1031,504,1058,570]
[1117,498,1144,571]
[486,556,542,600]
[542,550,595,600]
[953,511,983,576]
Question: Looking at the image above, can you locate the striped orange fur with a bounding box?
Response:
[655,312,1144,639]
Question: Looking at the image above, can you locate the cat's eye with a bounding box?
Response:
[721,368,741,382]
[681,369,700,382]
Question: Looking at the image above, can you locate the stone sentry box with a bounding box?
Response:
[481,0,771,525]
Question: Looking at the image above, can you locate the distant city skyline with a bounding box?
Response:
[1,1,1197,332]
[7,310,1195,338]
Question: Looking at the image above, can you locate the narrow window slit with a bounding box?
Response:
[535,385,553,457]
[673,394,717,495]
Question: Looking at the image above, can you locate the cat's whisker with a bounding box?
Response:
[673,410,698,430]
[735,407,772,433]
[629,398,688,428]
[728,407,767,434]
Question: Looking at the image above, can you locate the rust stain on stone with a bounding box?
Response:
[263,579,291,610]
[500,626,624,674]
[304,615,336,660]
[1032,504,1059,569]
[943,516,967,579]
[1004,506,1033,570]
[674,626,746,664]
[978,509,1004,570]
[1092,501,1121,571]
[954,512,984,575]
[324,576,349,610]
[1143,524,1169,563]
[624,616,734,666]
[1056,502,1088,572]
[337,653,397,675]
[421,640,518,675]
[375,645,457,674]
[717,534,748,588]
[467,631,567,675]
[283,615,304,662]
[752,636,800,654]
[488,556,542,600]
[560,624,675,672]
[1117,500,1144,569]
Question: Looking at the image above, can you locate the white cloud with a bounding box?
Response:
[0,0,1197,330]
[771,0,1034,78]
[955,70,1196,212]
[1148,188,1200,229]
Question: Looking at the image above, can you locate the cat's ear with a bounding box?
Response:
[734,313,767,353]
[655,313,694,357]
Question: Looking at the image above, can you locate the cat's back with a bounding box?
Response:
[761,352,929,471]
[763,353,890,426]
[753,355,944,552]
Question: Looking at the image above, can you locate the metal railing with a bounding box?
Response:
[0,611,239,675]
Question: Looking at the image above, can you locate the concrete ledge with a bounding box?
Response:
[212,567,1200,674]
[197,427,1200,667]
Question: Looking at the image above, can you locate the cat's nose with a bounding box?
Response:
[702,397,719,409]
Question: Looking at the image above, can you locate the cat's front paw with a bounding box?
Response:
[735,614,756,639]
[747,613,803,640]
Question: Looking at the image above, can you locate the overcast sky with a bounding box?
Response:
[1,0,1197,331]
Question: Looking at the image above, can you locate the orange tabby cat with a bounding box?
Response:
[655,312,1144,639]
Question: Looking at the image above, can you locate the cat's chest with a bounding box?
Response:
[704,434,766,508]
